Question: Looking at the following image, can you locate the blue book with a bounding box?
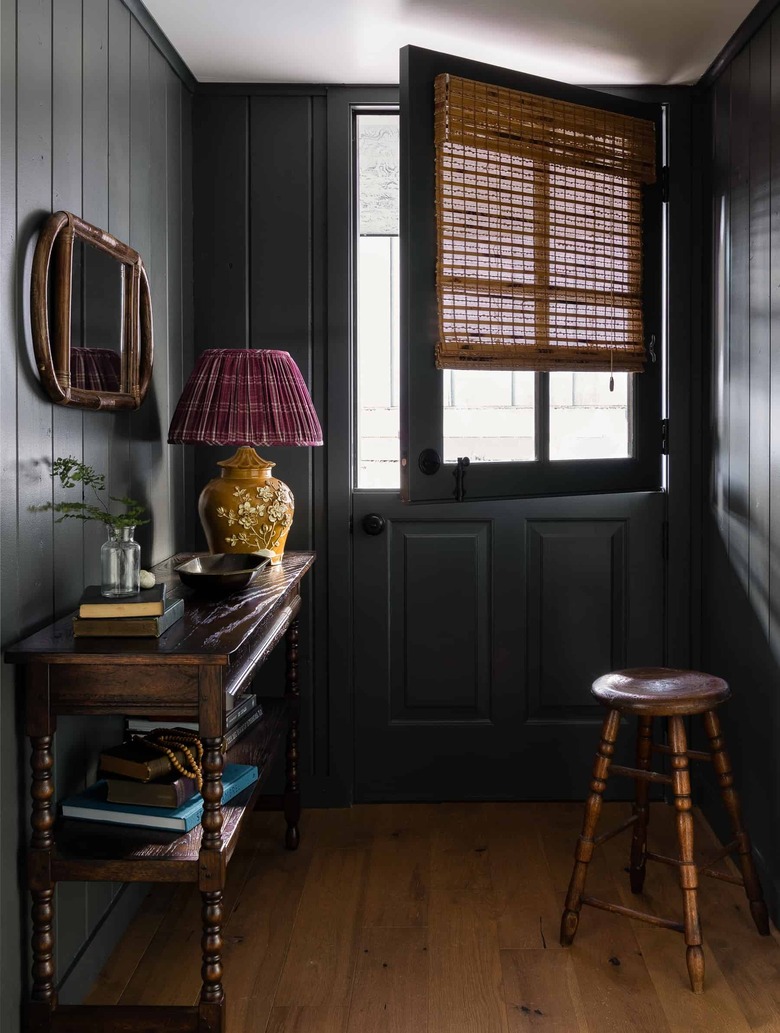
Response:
[60,763,259,833]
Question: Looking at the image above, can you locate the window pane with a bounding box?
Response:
[356,112,400,489]
[443,370,535,463]
[549,372,632,460]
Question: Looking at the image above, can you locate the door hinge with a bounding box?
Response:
[661,521,669,561]
[661,418,670,455]
[661,165,670,203]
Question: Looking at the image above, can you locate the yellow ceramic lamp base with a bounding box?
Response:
[198,446,294,565]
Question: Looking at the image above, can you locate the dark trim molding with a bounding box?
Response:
[195,83,397,96]
[197,83,328,96]
[121,0,198,92]
[698,0,780,89]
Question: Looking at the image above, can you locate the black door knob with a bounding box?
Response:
[362,513,386,536]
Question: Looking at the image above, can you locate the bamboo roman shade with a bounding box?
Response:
[434,74,657,372]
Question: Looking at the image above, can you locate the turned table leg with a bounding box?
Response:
[26,661,57,1032]
[561,707,621,946]
[284,617,301,850]
[198,665,226,1033]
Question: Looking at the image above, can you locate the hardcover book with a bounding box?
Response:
[105,770,199,809]
[224,704,264,749]
[78,583,166,618]
[73,595,184,638]
[99,740,188,782]
[61,763,259,833]
[126,694,259,734]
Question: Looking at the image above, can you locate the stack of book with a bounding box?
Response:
[72,583,184,638]
[59,695,265,830]
[61,762,259,833]
[125,693,264,754]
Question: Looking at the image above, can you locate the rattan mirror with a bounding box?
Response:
[31,211,153,410]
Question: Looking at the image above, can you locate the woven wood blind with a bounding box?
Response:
[434,74,656,372]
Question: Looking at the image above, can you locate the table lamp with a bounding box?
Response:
[168,348,322,564]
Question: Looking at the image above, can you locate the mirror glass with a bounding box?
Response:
[32,211,152,411]
[69,239,125,393]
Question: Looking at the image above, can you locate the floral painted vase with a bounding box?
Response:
[198,446,294,564]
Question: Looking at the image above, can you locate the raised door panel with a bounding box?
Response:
[527,520,626,720]
[389,521,492,720]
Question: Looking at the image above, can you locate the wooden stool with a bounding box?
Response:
[560,667,770,993]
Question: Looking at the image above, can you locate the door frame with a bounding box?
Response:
[324,83,699,806]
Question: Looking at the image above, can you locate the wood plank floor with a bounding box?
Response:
[86,803,780,1032]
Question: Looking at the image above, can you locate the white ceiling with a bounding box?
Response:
[143,0,757,86]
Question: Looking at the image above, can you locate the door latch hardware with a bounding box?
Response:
[418,448,441,475]
[362,513,386,536]
[453,456,470,501]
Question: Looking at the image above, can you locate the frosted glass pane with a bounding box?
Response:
[549,372,632,460]
[443,370,535,463]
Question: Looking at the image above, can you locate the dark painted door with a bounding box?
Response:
[353,491,665,800]
[349,49,666,801]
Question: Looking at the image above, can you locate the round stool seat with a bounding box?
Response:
[592,667,730,716]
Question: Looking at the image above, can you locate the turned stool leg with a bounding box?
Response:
[561,707,621,946]
[668,715,705,993]
[702,708,770,935]
[629,715,653,893]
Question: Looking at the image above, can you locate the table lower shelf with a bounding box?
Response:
[50,697,292,883]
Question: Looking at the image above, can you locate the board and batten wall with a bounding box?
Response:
[192,89,331,802]
[704,6,780,922]
[0,0,194,1018]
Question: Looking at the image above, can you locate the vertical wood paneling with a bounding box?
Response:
[249,97,314,555]
[166,69,185,540]
[770,13,780,669]
[749,23,771,634]
[16,0,55,632]
[727,47,751,586]
[712,68,731,541]
[191,94,249,526]
[51,0,90,974]
[107,0,133,537]
[1,0,193,1012]
[0,0,20,1015]
[705,10,780,926]
[148,48,172,559]
[82,0,110,590]
[128,18,153,556]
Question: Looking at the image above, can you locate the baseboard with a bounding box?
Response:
[58,884,149,1005]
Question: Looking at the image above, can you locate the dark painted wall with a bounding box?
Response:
[0,0,193,1014]
[704,8,780,920]
[192,90,335,803]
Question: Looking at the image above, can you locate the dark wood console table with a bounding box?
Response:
[5,550,315,1033]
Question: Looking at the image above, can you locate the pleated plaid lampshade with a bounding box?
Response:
[168,349,322,447]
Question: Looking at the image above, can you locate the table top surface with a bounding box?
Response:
[5,551,315,665]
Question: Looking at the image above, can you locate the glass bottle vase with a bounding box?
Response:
[101,525,141,597]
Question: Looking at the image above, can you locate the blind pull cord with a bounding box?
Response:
[609,350,614,393]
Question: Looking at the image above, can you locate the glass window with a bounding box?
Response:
[355,110,636,489]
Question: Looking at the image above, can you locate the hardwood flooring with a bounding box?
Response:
[86,803,780,1032]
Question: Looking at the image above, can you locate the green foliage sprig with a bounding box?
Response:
[31,456,149,529]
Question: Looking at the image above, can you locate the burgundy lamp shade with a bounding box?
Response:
[167,348,322,447]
